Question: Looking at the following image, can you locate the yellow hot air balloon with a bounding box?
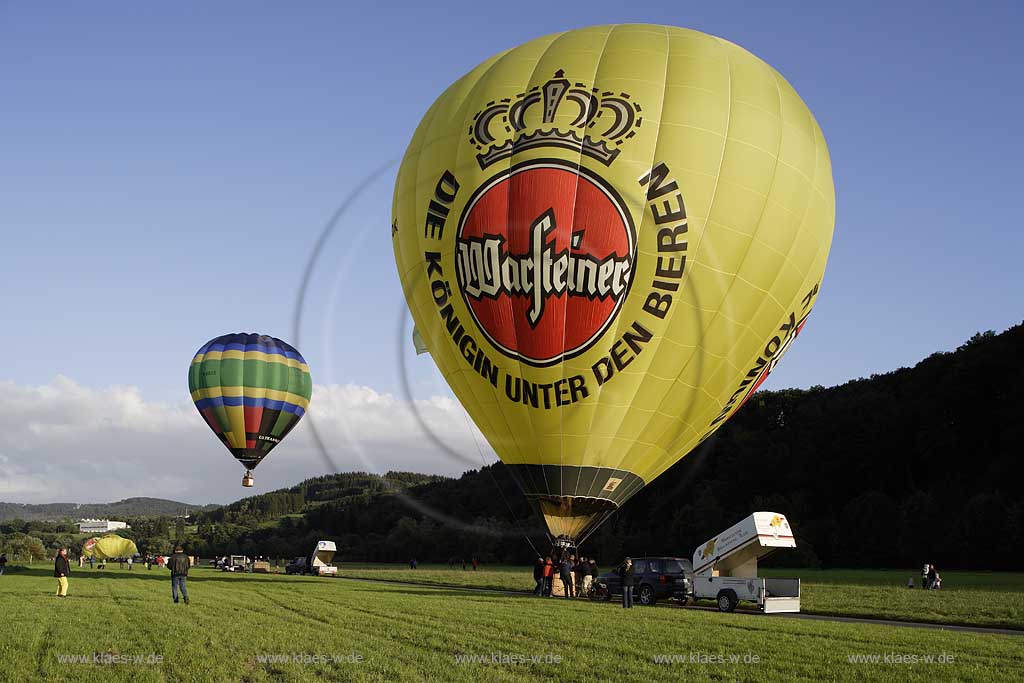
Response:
[393,24,835,546]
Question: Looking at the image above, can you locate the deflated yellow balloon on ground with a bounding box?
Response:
[82,535,139,560]
[392,24,835,543]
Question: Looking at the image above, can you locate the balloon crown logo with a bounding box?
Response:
[469,70,643,169]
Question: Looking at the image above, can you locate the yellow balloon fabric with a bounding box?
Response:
[82,535,139,560]
[393,24,835,542]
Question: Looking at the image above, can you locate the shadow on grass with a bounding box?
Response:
[4,566,325,585]
[355,586,544,601]
[339,581,617,605]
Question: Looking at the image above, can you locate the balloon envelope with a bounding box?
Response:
[189,333,312,472]
[392,25,835,542]
[82,535,139,560]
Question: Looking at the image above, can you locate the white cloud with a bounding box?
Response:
[0,377,493,505]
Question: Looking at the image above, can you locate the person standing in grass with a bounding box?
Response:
[559,555,575,599]
[532,557,545,596]
[54,548,70,597]
[580,556,593,596]
[542,556,554,597]
[0,553,7,575]
[618,558,634,608]
[167,546,190,604]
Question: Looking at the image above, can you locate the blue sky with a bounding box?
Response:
[0,2,1021,501]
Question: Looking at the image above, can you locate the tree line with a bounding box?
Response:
[5,324,1019,570]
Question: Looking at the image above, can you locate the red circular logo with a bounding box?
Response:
[456,161,636,366]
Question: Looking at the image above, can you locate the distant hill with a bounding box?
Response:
[0,497,218,522]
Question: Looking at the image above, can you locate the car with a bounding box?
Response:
[595,556,693,606]
[285,556,309,575]
[220,555,249,572]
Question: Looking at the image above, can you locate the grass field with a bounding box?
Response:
[335,564,1024,630]
[0,564,1021,682]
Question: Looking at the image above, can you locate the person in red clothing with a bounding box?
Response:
[541,556,554,597]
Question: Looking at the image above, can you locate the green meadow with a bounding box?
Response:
[336,564,1024,629]
[1,564,1020,682]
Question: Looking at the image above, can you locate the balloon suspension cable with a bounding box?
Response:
[462,411,542,558]
[578,508,618,546]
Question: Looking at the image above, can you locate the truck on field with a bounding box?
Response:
[310,540,338,576]
[691,511,801,613]
[288,541,338,576]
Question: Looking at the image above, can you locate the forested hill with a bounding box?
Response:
[194,472,449,524]
[0,497,217,522]
[176,323,1022,571]
[603,323,1024,570]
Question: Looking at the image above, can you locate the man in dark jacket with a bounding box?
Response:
[559,555,575,599]
[54,548,71,597]
[0,553,7,575]
[167,546,190,604]
[532,558,545,596]
[583,557,595,595]
[617,557,634,608]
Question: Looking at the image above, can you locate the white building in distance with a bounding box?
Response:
[78,519,130,534]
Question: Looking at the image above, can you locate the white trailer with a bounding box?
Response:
[691,511,801,613]
[310,540,338,577]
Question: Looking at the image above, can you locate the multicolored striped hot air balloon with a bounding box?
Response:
[189,333,312,487]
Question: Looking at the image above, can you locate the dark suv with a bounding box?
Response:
[596,557,693,606]
[284,557,309,575]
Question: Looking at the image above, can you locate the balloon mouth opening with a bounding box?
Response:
[536,496,617,545]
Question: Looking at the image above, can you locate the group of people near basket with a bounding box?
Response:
[532,554,638,608]
[533,554,598,599]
